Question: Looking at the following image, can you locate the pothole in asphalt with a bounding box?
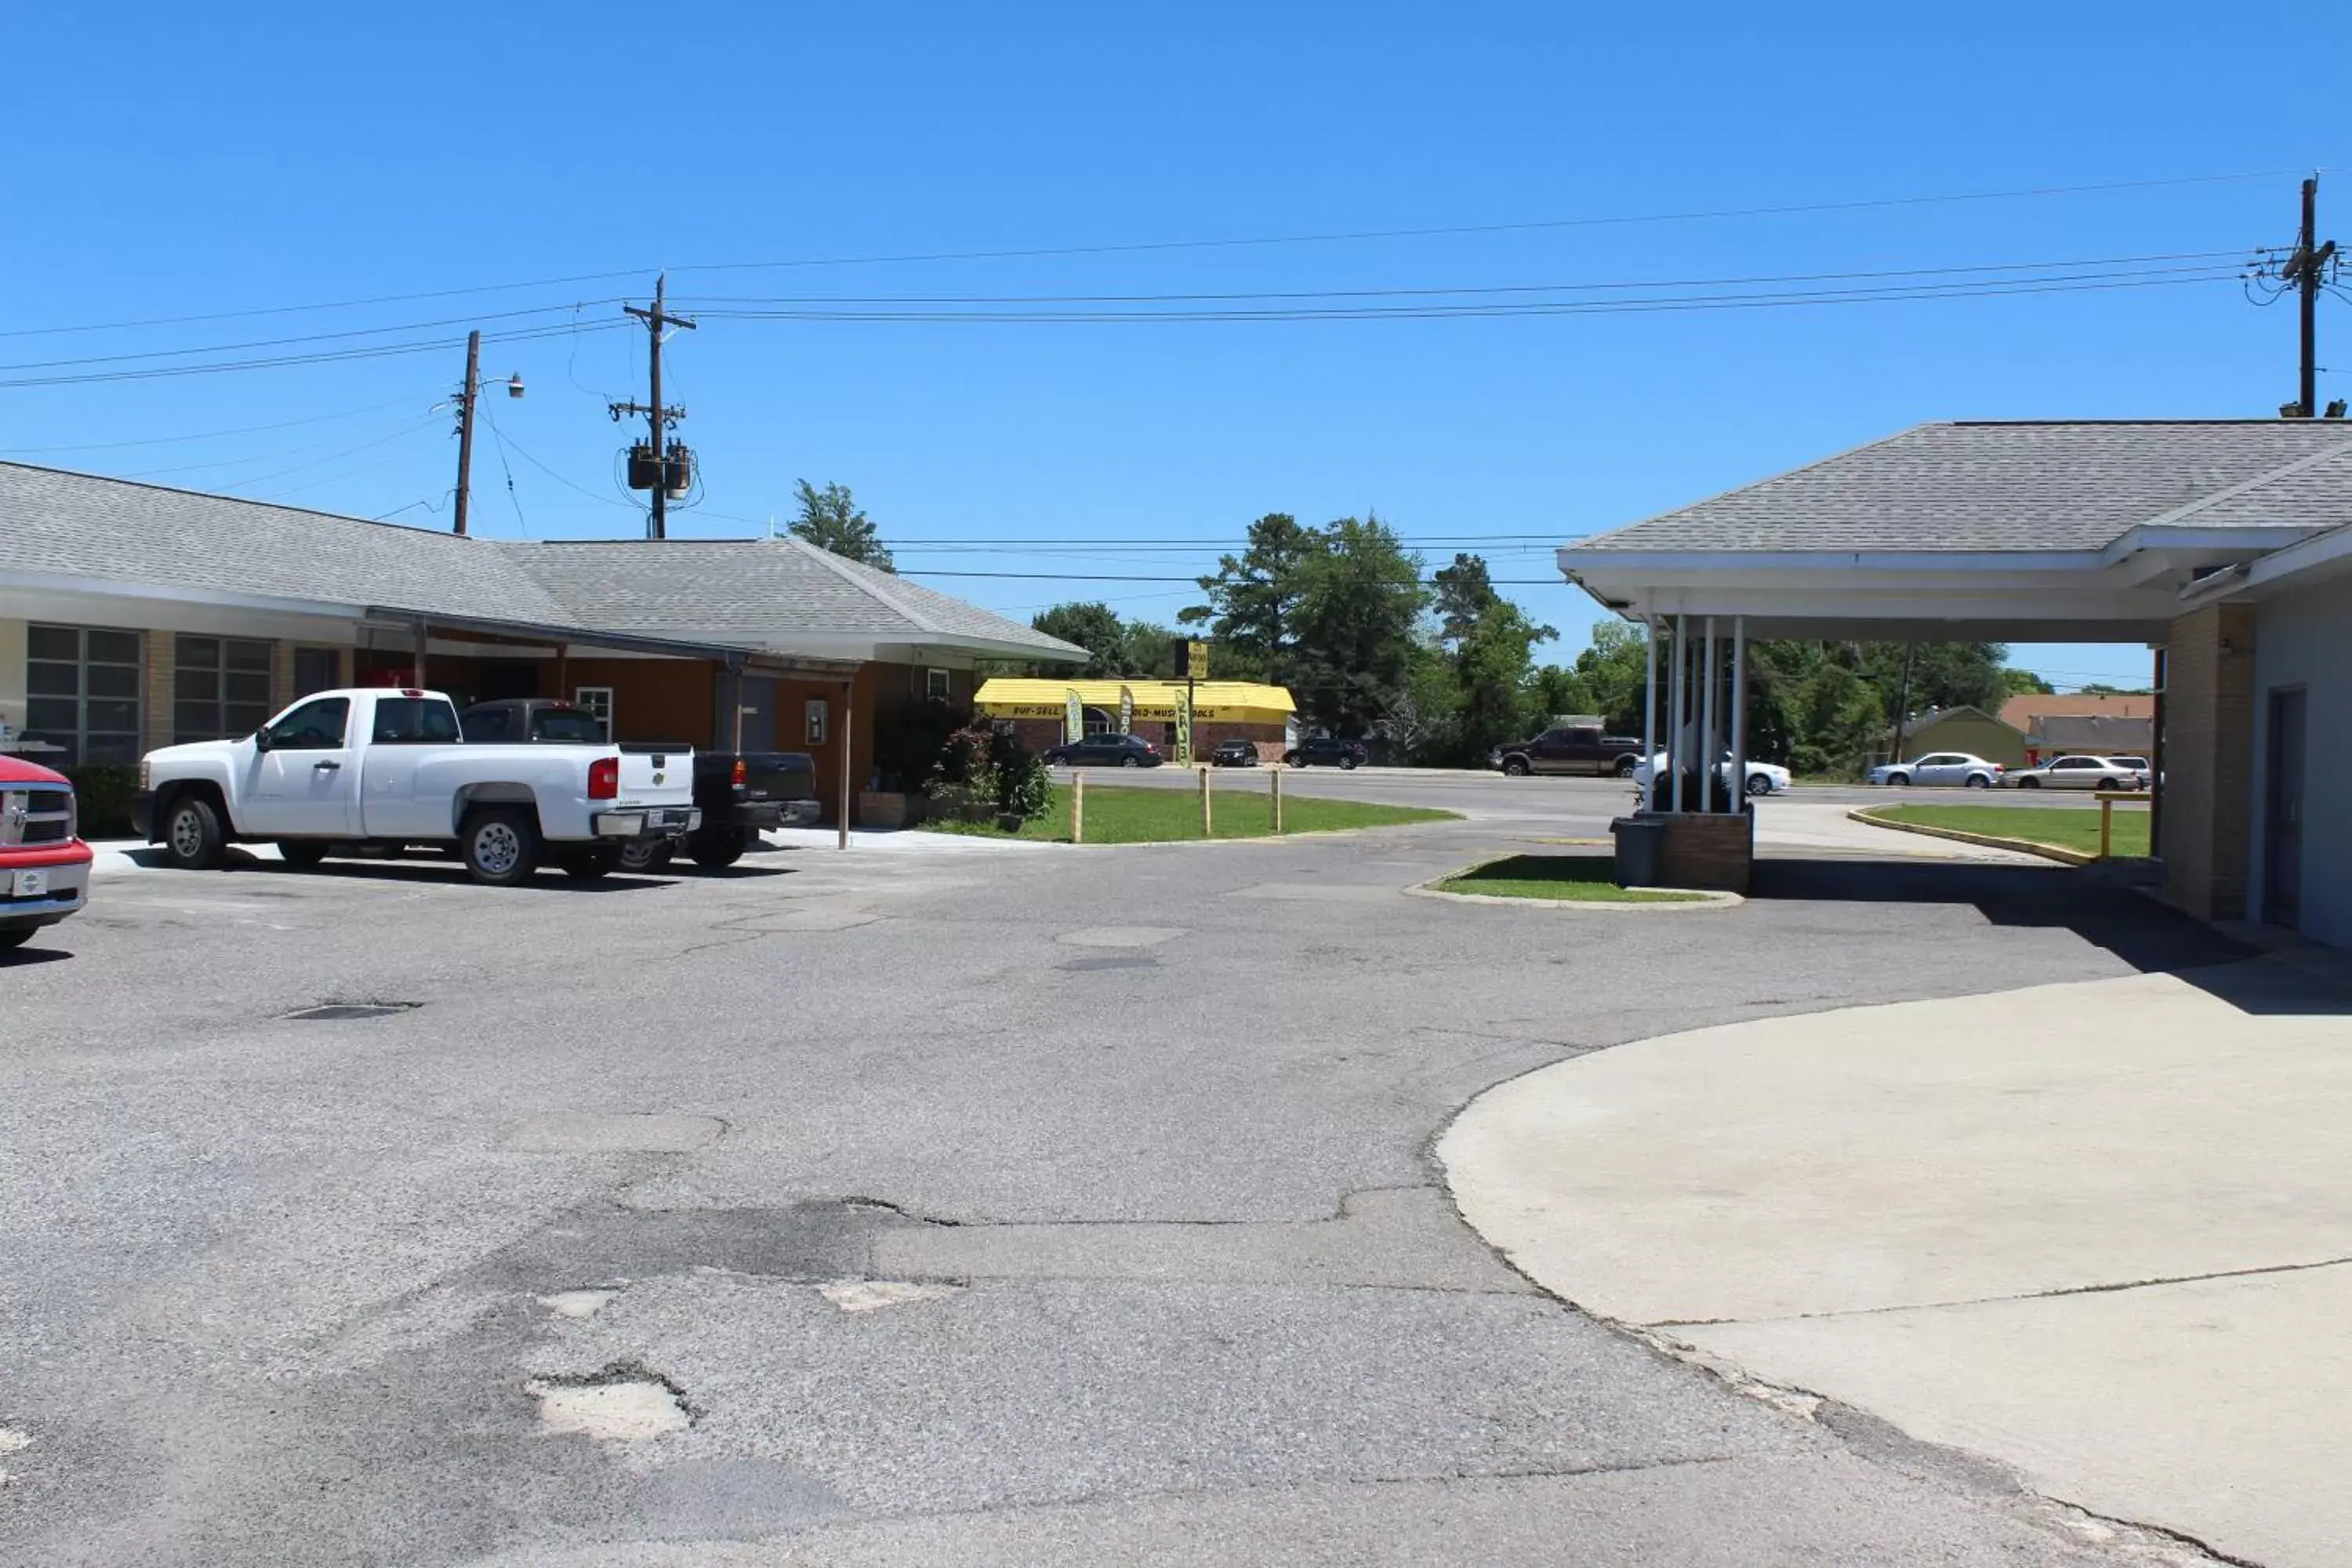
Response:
[1061,953,1158,971]
[818,1279,962,1314]
[1055,926,1189,949]
[537,1288,622,1319]
[280,1001,421,1022]
[525,1363,691,1442]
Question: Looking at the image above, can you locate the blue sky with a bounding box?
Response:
[5,2,2347,689]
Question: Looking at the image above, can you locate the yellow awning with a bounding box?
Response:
[973,677,1296,725]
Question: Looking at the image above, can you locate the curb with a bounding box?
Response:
[1406,858,1742,913]
[1846,808,2095,866]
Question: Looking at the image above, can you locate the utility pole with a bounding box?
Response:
[2288,178,2337,417]
[448,330,522,535]
[609,274,696,539]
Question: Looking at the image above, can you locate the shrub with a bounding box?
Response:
[61,762,140,838]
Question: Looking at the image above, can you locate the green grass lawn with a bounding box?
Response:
[1866,804,2151,858]
[924,782,1457,844]
[1432,854,1713,903]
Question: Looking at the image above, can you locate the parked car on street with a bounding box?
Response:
[1632,750,1791,797]
[136,688,699,885]
[2104,756,2158,786]
[2,753,92,951]
[1490,725,1643,778]
[1209,739,1259,767]
[1283,737,1367,769]
[2006,755,2147,790]
[1867,752,2005,789]
[459,698,815,871]
[1045,733,1163,768]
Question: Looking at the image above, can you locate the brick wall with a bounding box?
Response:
[2160,603,2256,920]
[140,631,175,753]
[1646,810,1753,894]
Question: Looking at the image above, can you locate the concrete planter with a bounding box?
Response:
[1613,809,1754,894]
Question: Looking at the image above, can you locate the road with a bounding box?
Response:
[0,805,2222,1566]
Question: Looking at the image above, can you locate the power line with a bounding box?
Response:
[2,167,2302,343]
[0,299,629,376]
[0,320,630,390]
[0,397,419,455]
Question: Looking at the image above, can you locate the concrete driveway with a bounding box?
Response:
[1443,958,2352,1568]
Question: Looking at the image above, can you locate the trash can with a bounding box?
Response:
[1610,815,1664,888]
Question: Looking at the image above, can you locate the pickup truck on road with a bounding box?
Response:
[1490,725,1643,778]
[135,688,700,885]
[457,698,818,870]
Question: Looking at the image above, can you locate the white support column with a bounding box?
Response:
[1642,616,1658,810]
[1670,614,1688,814]
[1731,616,1748,812]
[1700,618,1719,813]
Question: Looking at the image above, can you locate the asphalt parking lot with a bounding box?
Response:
[0,795,2225,1566]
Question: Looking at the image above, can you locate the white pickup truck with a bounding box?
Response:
[134,687,699,884]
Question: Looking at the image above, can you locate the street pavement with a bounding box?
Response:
[1443,960,2352,1568]
[0,797,2241,1566]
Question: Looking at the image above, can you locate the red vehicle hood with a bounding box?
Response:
[0,754,70,786]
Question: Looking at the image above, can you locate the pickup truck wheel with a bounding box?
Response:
[1501,757,1530,777]
[690,828,748,869]
[559,845,622,880]
[1614,756,1638,777]
[162,793,227,870]
[461,808,539,886]
[619,837,673,873]
[276,842,329,869]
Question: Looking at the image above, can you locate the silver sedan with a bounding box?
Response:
[2006,755,2148,790]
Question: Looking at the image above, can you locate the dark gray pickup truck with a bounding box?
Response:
[458,699,818,870]
[1490,724,1644,778]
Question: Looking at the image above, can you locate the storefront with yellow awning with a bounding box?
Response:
[973,677,1299,762]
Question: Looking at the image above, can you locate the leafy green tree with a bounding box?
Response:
[789,480,893,571]
[2078,681,2152,696]
[1454,601,1555,760]
[1432,553,1499,648]
[1531,664,1595,721]
[1786,662,1885,778]
[1181,514,1321,687]
[1116,619,1179,679]
[1998,666,2056,699]
[1029,602,1129,677]
[1290,515,1428,734]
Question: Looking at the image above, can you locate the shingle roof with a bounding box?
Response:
[0,462,574,625]
[0,462,1085,661]
[1998,693,2155,727]
[1571,422,2352,555]
[505,536,1084,656]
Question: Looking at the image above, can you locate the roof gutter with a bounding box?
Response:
[359,608,752,662]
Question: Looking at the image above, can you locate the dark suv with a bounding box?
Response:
[1491,725,1642,778]
[1283,737,1367,770]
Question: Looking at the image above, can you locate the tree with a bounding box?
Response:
[1029,602,1128,678]
[789,480,893,571]
[1786,662,1884,778]
[1454,601,1555,760]
[1289,515,1428,735]
[1181,514,1320,687]
[1997,666,2056,699]
[1432,553,1499,648]
[2078,682,2152,696]
[1531,664,1595,720]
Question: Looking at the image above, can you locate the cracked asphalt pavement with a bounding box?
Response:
[0,783,2250,1565]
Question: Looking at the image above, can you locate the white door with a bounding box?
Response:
[249,696,359,835]
[1914,753,1960,786]
[2049,757,2101,789]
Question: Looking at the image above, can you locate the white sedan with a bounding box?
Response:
[1632,751,1791,797]
[1867,752,2005,789]
[2007,755,2148,790]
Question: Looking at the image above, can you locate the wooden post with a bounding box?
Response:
[1272,764,1283,833]
[837,677,855,851]
[2100,793,2114,860]
[1072,769,1084,845]
[1199,765,1212,837]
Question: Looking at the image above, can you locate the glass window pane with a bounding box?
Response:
[87,665,139,698]
[176,635,220,671]
[88,630,140,666]
[27,662,79,695]
[225,671,270,705]
[28,625,82,661]
[223,705,270,736]
[176,700,220,737]
[226,640,273,672]
[179,668,220,702]
[25,697,79,732]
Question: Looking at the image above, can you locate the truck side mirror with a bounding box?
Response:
[252,726,273,753]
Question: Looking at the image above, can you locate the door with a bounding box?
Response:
[249,696,358,836]
[292,648,342,699]
[1915,754,1960,786]
[728,676,779,753]
[1528,729,1571,774]
[2266,689,2306,929]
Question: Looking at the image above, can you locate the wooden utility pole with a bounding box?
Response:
[2275,177,2338,417]
[611,275,696,539]
[452,331,481,537]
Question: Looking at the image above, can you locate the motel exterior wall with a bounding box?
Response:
[2247,576,2352,947]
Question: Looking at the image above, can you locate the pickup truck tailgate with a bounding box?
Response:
[615,748,696,809]
[740,752,816,806]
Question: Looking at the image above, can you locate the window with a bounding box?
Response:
[573,687,614,742]
[175,634,274,745]
[267,698,349,750]
[925,668,953,701]
[369,698,460,745]
[292,647,342,698]
[529,709,606,744]
[25,624,142,765]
